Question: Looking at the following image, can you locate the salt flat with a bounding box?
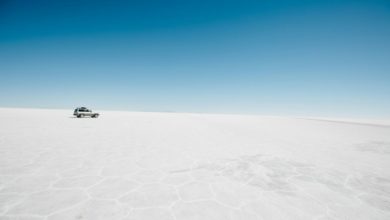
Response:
[0,108,389,220]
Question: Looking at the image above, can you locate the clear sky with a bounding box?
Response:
[1,0,389,117]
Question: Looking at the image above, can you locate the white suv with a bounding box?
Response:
[73,107,99,118]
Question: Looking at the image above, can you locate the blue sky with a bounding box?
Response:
[1,0,389,117]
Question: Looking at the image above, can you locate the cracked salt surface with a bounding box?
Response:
[0,108,390,219]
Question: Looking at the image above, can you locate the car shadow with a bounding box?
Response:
[69,116,99,119]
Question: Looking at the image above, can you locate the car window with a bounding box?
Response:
[75,108,92,112]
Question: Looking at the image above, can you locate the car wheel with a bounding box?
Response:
[77,115,81,118]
